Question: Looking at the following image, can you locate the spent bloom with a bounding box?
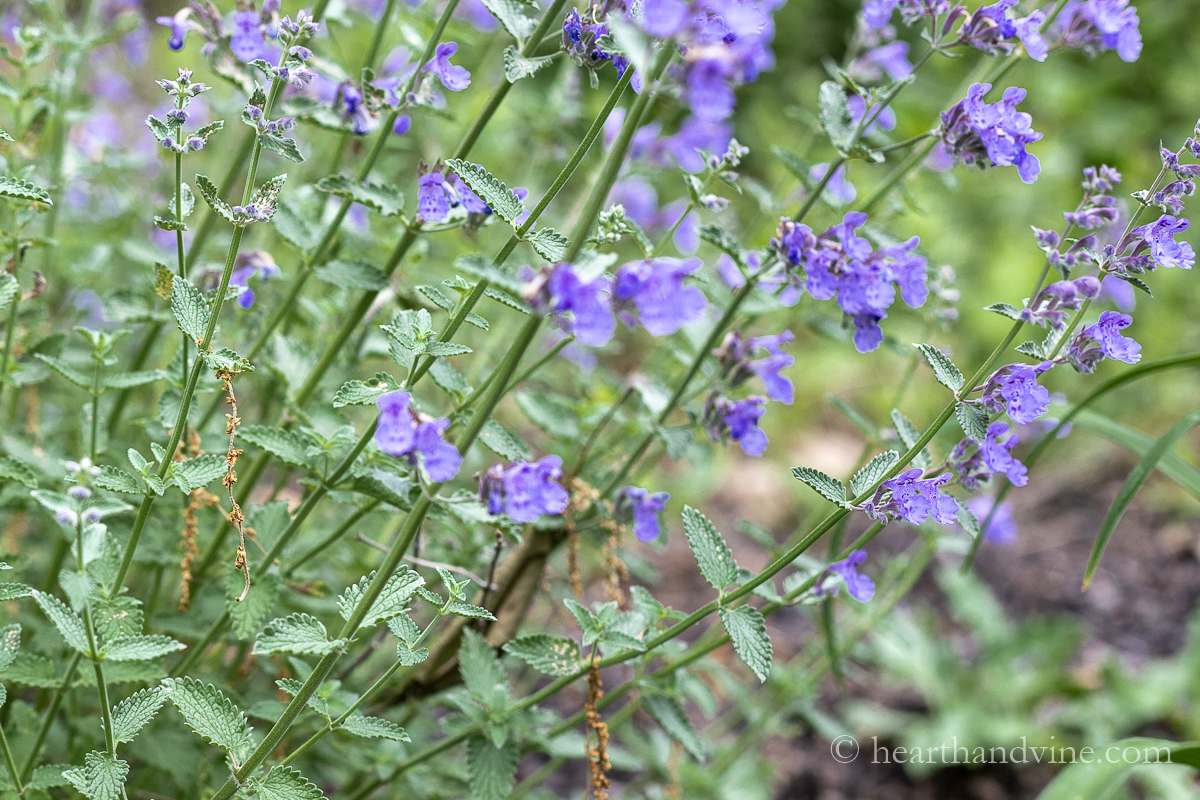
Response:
[978,362,1053,424]
[816,550,875,602]
[939,82,1042,184]
[613,258,708,336]
[375,391,462,482]
[1067,310,1142,373]
[615,486,671,542]
[479,457,570,523]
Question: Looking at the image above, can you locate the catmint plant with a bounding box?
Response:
[0,0,1197,798]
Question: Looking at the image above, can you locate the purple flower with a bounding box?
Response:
[1100,274,1136,311]
[229,250,281,310]
[966,496,1018,544]
[229,10,266,62]
[1020,276,1100,329]
[954,0,1046,61]
[156,14,191,51]
[534,263,616,346]
[939,82,1042,184]
[818,550,875,602]
[846,94,896,136]
[394,115,412,136]
[748,331,795,404]
[616,486,671,542]
[1051,0,1142,62]
[450,174,489,214]
[426,42,471,91]
[374,392,462,482]
[1132,215,1195,269]
[614,258,708,336]
[1068,310,1141,373]
[862,0,949,28]
[663,116,733,173]
[638,0,690,37]
[979,363,1053,424]
[493,456,570,523]
[850,40,912,82]
[418,172,450,222]
[979,422,1028,486]
[809,162,856,206]
[705,395,769,457]
[715,254,747,288]
[865,468,959,526]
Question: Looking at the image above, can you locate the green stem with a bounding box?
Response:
[185,130,256,273]
[284,500,381,576]
[0,245,23,410]
[0,724,22,796]
[105,321,164,438]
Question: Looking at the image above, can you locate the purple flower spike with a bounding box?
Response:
[1051,0,1142,62]
[616,486,671,542]
[614,257,708,337]
[501,456,570,523]
[427,42,471,91]
[413,419,462,482]
[868,468,959,526]
[540,263,616,346]
[376,391,417,456]
[980,363,1053,424]
[966,495,1018,544]
[819,550,875,602]
[418,172,450,222]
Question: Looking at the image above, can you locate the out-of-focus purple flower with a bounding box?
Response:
[1020,276,1100,329]
[639,0,690,37]
[817,550,875,602]
[418,172,450,222]
[229,10,266,62]
[229,250,281,310]
[748,331,795,404]
[616,486,671,542]
[426,42,471,91]
[663,116,733,173]
[614,257,708,336]
[810,162,857,206]
[979,422,1028,486]
[847,94,896,136]
[939,82,1042,184]
[1068,310,1141,373]
[715,254,747,288]
[705,394,769,457]
[457,0,499,31]
[493,456,570,523]
[531,263,617,346]
[1100,273,1136,311]
[375,391,461,481]
[979,362,1053,424]
[954,0,1046,61]
[966,495,1018,544]
[850,40,912,82]
[864,468,959,526]
[338,84,374,134]
[156,12,192,51]
[862,0,949,29]
[1050,0,1142,62]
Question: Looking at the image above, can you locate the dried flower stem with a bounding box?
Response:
[218,368,250,602]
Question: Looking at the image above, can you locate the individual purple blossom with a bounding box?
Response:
[156,12,192,51]
[966,495,1018,544]
[705,395,770,457]
[954,0,1047,62]
[864,468,959,526]
[615,486,671,542]
[979,362,1053,424]
[748,332,795,404]
[480,456,570,523]
[810,162,856,205]
[229,250,281,310]
[426,42,471,91]
[376,391,417,455]
[850,40,912,82]
[55,509,79,527]
[939,82,1042,184]
[1019,276,1100,329]
[394,115,412,136]
[418,172,450,222]
[1068,310,1141,373]
[1131,215,1195,269]
[639,0,690,37]
[374,392,462,481]
[613,258,708,336]
[1050,0,1142,62]
[412,419,463,482]
[663,116,733,173]
[531,263,617,346]
[816,550,875,602]
[339,84,373,134]
[979,422,1028,486]
[229,10,266,62]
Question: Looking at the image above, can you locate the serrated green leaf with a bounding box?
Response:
[504,634,583,677]
[195,174,235,224]
[0,176,51,205]
[109,686,168,744]
[102,635,185,662]
[0,623,20,670]
[818,81,855,153]
[0,272,19,311]
[791,466,848,506]
[428,358,472,403]
[719,604,772,683]
[315,259,390,291]
[169,453,227,493]
[0,583,32,601]
[914,343,964,392]
[315,174,404,216]
[483,286,530,313]
[850,451,899,497]
[227,571,284,639]
[239,424,312,468]
[0,651,55,686]
[643,694,706,761]
[201,347,254,373]
[459,628,505,703]
[396,641,429,666]
[891,408,932,470]
[273,199,319,254]
[444,159,524,226]
[62,751,127,800]
[32,590,91,655]
[259,132,305,163]
[340,715,410,741]
[253,613,345,657]
[251,173,287,216]
[101,370,165,389]
[527,227,569,262]
[503,46,555,82]
[336,567,425,627]
[681,506,739,591]
[153,215,187,232]
[446,601,497,620]
[274,678,330,717]
[251,766,323,800]
[333,373,400,407]
[171,276,209,343]
[468,736,520,800]
[478,419,532,462]
[92,595,143,641]
[1015,340,1047,358]
[479,0,537,41]
[0,455,38,487]
[984,301,1023,320]
[162,676,254,755]
[424,341,472,357]
[955,401,989,443]
[34,354,91,389]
